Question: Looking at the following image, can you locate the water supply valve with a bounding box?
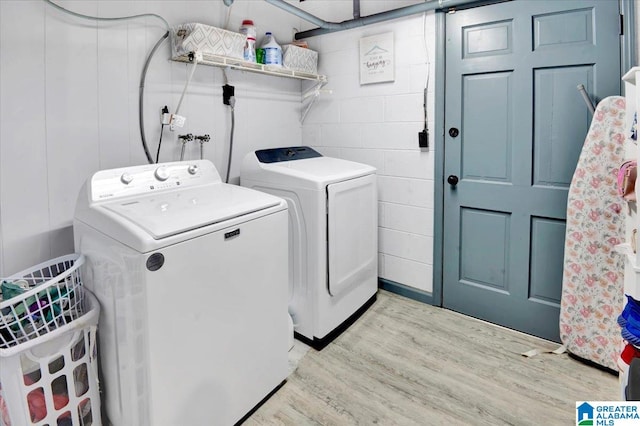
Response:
[178,133,194,161]
[194,134,211,160]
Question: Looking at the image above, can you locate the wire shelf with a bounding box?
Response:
[172,53,327,83]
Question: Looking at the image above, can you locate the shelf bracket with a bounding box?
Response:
[171,52,329,124]
[301,80,329,123]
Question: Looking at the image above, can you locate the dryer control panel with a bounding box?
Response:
[89,160,222,202]
[255,146,322,163]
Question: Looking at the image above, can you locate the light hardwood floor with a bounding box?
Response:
[247,290,620,425]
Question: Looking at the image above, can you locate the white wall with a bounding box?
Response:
[295,0,640,294]
[0,0,637,296]
[0,0,436,295]
[298,7,436,293]
[0,0,306,275]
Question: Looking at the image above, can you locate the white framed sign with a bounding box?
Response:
[359,32,395,85]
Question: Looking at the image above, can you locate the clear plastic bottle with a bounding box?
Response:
[239,20,257,62]
[260,32,282,67]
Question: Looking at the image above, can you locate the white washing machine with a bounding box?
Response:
[73,160,289,426]
[241,146,378,349]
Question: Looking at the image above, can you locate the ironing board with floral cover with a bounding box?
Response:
[560,96,626,371]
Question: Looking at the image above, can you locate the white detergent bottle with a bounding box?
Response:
[239,19,257,62]
[261,32,282,67]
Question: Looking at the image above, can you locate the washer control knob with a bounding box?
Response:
[154,166,170,181]
[120,173,133,185]
[188,164,199,175]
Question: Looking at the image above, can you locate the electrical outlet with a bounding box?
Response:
[161,106,170,125]
[170,114,186,130]
[419,130,429,151]
[223,84,235,105]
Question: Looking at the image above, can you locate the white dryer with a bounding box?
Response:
[73,160,289,426]
[241,146,377,349]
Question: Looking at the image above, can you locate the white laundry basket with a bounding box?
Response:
[0,254,101,426]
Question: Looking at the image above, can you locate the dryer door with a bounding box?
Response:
[327,174,377,297]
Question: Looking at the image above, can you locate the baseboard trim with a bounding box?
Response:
[378,278,434,305]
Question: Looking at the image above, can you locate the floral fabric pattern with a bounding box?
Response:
[560,96,626,371]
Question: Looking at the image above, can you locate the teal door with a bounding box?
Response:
[443,0,621,342]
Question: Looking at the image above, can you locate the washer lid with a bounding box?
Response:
[277,157,374,178]
[102,183,280,239]
[255,146,323,163]
[245,156,376,190]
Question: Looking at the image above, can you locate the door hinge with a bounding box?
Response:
[620,14,624,36]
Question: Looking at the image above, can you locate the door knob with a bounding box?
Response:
[447,175,459,187]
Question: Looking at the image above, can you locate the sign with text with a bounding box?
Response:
[359,32,394,85]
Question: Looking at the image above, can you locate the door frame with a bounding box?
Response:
[432,0,637,307]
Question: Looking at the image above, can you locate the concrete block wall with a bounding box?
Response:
[0,0,306,275]
[300,10,437,293]
[2,0,636,295]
